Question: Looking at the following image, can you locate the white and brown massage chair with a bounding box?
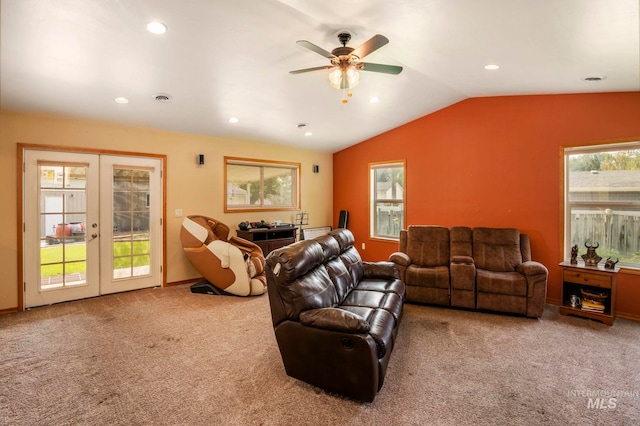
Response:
[180,215,267,296]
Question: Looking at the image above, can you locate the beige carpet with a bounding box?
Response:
[1,284,639,425]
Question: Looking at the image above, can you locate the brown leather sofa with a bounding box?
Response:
[390,226,547,318]
[265,228,405,402]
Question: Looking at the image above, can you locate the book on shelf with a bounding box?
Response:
[581,299,605,312]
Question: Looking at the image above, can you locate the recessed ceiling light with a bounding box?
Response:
[369,96,380,103]
[228,117,239,123]
[484,64,500,70]
[304,132,313,137]
[114,97,129,104]
[146,21,167,35]
[583,75,605,82]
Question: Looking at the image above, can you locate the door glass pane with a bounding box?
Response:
[133,255,151,277]
[38,163,88,290]
[112,168,151,279]
[113,191,132,211]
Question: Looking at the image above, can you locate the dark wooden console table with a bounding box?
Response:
[236,226,297,256]
[558,261,619,326]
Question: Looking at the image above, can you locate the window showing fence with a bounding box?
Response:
[370,160,405,240]
[565,143,640,268]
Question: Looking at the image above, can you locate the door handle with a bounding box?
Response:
[90,233,98,241]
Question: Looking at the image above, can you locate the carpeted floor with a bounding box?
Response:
[1,284,639,425]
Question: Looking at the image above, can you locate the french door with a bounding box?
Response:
[23,149,163,308]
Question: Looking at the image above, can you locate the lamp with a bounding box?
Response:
[328,64,360,104]
[328,66,360,90]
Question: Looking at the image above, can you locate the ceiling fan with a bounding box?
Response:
[290,32,403,103]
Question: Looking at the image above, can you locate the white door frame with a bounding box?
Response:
[23,150,101,307]
[99,155,163,295]
[19,145,166,310]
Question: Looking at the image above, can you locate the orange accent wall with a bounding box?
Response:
[333,92,640,319]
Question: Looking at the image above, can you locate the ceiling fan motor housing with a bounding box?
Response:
[337,32,352,46]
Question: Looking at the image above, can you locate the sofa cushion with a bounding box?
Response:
[342,290,403,325]
[406,265,450,289]
[285,267,340,318]
[340,306,396,358]
[450,226,473,257]
[330,228,355,251]
[473,228,522,272]
[339,247,365,284]
[267,239,326,283]
[406,226,450,267]
[325,257,355,302]
[314,234,341,262]
[267,240,339,319]
[476,269,527,297]
[355,278,406,300]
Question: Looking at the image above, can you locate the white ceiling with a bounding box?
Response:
[2,0,639,153]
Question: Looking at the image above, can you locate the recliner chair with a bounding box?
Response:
[473,227,547,318]
[389,225,451,306]
[180,215,267,296]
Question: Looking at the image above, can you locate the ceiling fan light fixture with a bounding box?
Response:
[292,32,399,104]
[328,67,360,90]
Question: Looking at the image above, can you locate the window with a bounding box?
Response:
[225,157,300,212]
[370,161,405,239]
[564,142,640,269]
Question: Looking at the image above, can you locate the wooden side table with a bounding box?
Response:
[236,226,297,256]
[558,261,619,326]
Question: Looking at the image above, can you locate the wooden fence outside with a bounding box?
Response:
[571,211,640,259]
[376,209,404,238]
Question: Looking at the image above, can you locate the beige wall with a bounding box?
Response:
[0,110,333,311]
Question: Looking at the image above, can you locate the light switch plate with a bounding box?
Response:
[175,209,183,217]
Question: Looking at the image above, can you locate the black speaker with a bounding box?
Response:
[197,154,205,165]
[313,164,319,173]
[338,210,348,229]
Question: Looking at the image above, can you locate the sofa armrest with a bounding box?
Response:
[517,261,548,277]
[299,308,371,333]
[517,261,548,318]
[451,255,474,265]
[389,252,411,267]
[363,261,399,279]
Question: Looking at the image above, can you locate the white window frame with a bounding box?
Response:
[563,141,640,269]
[369,160,406,240]
[224,156,300,212]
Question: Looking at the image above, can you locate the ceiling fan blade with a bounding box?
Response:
[351,34,389,59]
[360,62,403,75]
[289,65,332,74]
[296,40,336,59]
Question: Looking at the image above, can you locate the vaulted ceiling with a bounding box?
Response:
[2,0,639,153]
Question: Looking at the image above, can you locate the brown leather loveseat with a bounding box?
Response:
[390,226,547,318]
[265,228,405,402]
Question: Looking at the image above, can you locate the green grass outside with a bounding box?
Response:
[40,241,150,277]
